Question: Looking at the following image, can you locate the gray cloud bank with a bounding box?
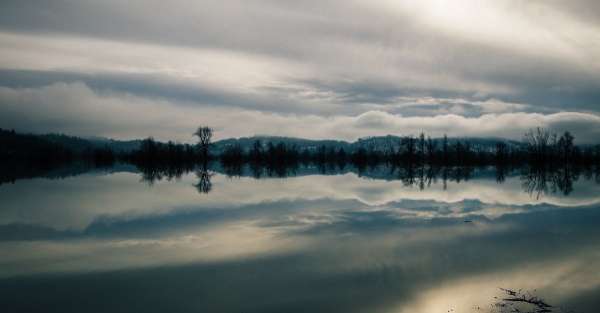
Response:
[0,1,599,142]
[2,82,600,143]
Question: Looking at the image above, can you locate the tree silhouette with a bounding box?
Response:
[442,134,449,165]
[193,126,213,160]
[524,127,551,164]
[557,131,574,163]
[194,168,213,193]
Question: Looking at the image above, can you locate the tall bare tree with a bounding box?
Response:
[193,126,213,160]
[523,127,551,163]
[442,134,449,164]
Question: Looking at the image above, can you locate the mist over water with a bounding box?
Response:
[0,165,599,312]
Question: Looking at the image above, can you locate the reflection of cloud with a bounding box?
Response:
[396,251,600,313]
[1,175,600,312]
[1,172,599,232]
[0,220,307,277]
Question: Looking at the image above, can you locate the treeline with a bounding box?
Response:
[1,128,73,163]
[3,127,600,171]
[0,128,116,166]
[125,137,199,164]
[217,130,600,168]
[123,126,213,166]
[522,128,596,166]
[0,128,117,184]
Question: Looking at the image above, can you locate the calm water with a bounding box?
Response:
[0,165,599,312]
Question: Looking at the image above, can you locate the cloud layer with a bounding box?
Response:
[2,82,600,143]
[0,1,599,141]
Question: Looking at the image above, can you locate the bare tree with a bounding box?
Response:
[557,131,574,163]
[426,136,436,163]
[442,134,449,164]
[524,127,551,163]
[495,142,507,164]
[418,132,426,163]
[193,126,213,160]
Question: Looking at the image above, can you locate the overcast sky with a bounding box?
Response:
[1,0,599,143]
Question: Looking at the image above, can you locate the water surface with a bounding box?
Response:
[0,166,599,312]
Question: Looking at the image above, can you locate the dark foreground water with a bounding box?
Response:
[0,165,599,312]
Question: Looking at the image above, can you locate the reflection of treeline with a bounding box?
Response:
[0,161,111,185]
[132,160,600,198]
[521,163,600,198]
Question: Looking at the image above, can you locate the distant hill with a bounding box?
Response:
[211,135,523,154]
[211,136,351,154]
[353,135,522,152]
[38,133,96,153]
[84,137,143,153]
[0,129,143,160]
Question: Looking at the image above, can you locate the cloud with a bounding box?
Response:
[1,82,600,143]
[0,1,599,139]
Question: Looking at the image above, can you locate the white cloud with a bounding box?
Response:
[1,1,599,141]
[384,0,600,67]
[2,0,600,117]
[1,82,599,143]
[0,32,309,92]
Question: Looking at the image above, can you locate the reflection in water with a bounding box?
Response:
[194,167,213,194]
[0,165,599,312]
[137,163,196,185]
[519,167,589,199]
[134,162,599,197]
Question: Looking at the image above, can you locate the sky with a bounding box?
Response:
[0,0,599,143]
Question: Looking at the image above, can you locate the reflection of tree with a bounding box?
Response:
[521,165,580,199]
[450,166,473,183]
[552,166,578,196]
[249,163,264,179]
[138,163,194,185]
[413,165,436,190]
[442,167,448,190]
[223,162,243,178]
[194,167,213,194]
[385,164,476,189]
[132,161,597,197]
[418,165,425,190]
[522,168,549,200]
[400,165,416,187]
[266,163,298,178]
[496,166,507,183]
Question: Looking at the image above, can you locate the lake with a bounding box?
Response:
[1,164,599,312]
